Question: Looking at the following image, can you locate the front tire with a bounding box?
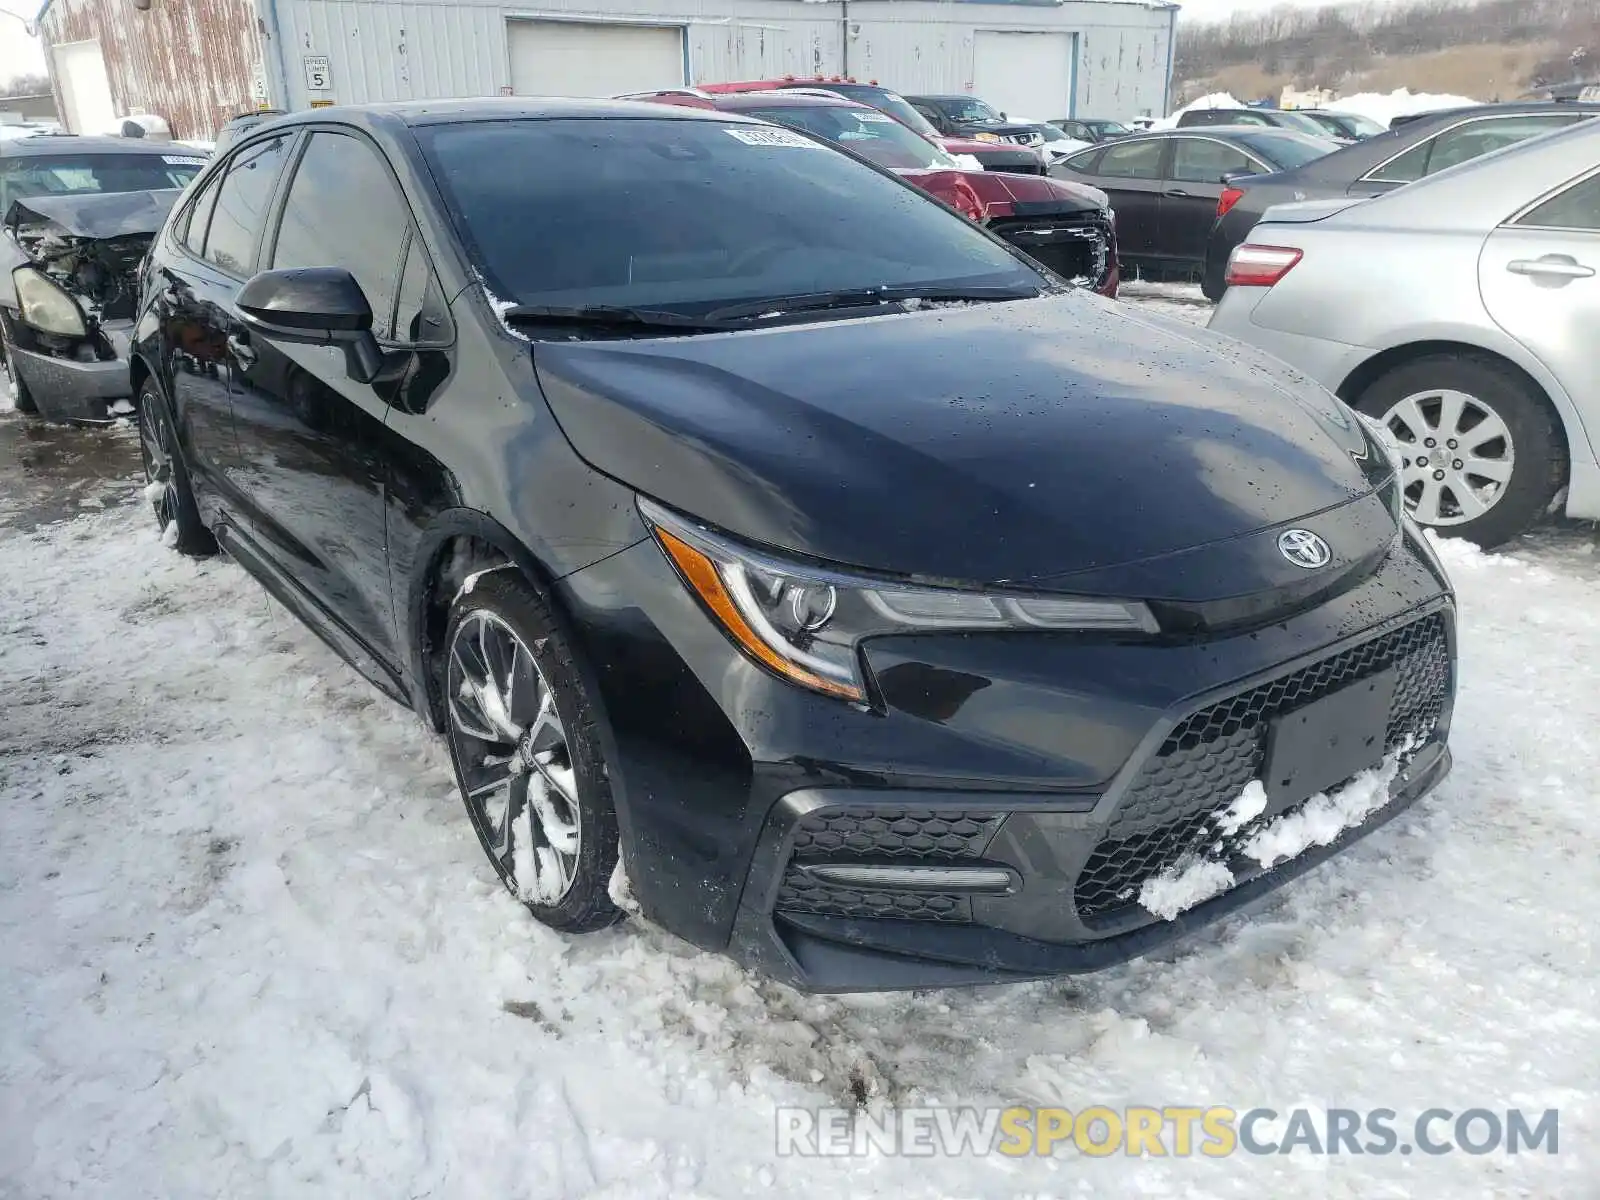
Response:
[1353,355,1565,548]
[442,570,622,933]
[137,381,216,556]
[0,319,39,415]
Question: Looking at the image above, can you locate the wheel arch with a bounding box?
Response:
[403,509,617,738]
[1335,339,1588,483]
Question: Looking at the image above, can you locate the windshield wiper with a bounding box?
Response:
[500,304,729,334]
[702,284,1040,324]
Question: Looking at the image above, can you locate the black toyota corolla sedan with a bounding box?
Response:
[132,99,1456,991]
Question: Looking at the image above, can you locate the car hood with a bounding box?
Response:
[963,170,1107,212]
[533,293,1388,591]
[3,188,181,239]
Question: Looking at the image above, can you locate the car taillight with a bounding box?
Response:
[1225,244,1302,288]
[1217,186,1245,218]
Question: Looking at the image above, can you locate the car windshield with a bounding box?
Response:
[1274,111,1336,137]
[1237,130,1343,168]
[1088,120,1130,136]
[0,152,204,215]
[939,98,1006,124]
[745,103,958,170]
[1334,113,1386,137]
[840,89,942,140]
[417,118,1041,317]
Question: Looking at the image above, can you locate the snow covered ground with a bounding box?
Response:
[2,318,1598,1196]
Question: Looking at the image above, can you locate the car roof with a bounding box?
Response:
[0,134,192,158]
[906,95,971,103]
[249,97,753,133]
[710,92,870,112]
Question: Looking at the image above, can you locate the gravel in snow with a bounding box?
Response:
[1,439,1597,1196]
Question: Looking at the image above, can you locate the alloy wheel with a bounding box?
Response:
[1380,387,1515,526]
[446,610,582,906]
[138,398,180,531]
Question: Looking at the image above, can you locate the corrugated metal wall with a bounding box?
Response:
[40,0,264,139]
[36,0,1172,138]
[268,0,1171,118]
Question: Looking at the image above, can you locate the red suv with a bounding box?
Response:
[629,89,1120,296]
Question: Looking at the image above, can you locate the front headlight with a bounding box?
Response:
[640,498,1158,703]
[13,267,88,338]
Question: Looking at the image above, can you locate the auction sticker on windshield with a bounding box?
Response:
[724,128,824,148]
[856,112,894,122]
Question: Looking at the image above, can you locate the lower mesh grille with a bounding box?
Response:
[774,880,971,923]
[775,809,1006,924]
[1074,613,1451,921]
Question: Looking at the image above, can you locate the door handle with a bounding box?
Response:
[226,333,258,369]
[1507,256,1594,280]
[1164,188,1192,198]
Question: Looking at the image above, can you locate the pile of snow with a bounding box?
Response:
[1332,87,1478,127]
[1151,92,1244,129]
[1156,88,1478,132]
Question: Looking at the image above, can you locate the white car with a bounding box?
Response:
[1012,114,1092,165]
[1208,117,1600,546]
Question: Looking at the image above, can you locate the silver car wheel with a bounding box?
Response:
[446,610,582,906]
[1381,387,1515,527]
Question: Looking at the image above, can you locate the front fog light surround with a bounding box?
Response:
[640,498,1159,703]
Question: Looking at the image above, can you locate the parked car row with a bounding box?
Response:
[112,98,1456,991]
[1053,127,1340,280]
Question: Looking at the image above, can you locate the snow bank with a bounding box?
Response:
[3,387,1599,1197]
[1157,88,1477,131]
[1333,87,1478,127]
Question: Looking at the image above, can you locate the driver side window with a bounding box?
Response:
[270,131,413,342]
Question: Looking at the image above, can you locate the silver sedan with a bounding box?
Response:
[1208,116,1599,546]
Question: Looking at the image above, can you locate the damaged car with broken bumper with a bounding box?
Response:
[1,136,203,420]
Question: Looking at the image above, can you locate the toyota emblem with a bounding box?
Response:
[1278,528,1332,569]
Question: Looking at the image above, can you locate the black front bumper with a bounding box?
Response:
[730,734,1450,993]
[558,528,1456,993]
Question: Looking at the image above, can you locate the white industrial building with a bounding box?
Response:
[40,0,1176,141]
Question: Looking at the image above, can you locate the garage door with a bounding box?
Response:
[54,40,117,136]
[972,31,1076,122]
[506,20,685,97]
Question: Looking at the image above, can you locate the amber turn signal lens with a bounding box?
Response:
[654,527,863,701]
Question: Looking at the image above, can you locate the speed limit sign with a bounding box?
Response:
[303,55,331,91]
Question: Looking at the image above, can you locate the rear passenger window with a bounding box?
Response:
[1096,139,1164,180]
[271,131,411,340]
[1172,139,1257,183]
[1371,115,1579,184]
[1516,171,1600,231]
[203,135,290,275]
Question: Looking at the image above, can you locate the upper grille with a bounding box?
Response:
[1075,613,1451,920]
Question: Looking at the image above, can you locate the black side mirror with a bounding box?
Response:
[236,267,383,384]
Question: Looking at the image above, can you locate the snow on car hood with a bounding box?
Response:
[533,292,1391,589]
